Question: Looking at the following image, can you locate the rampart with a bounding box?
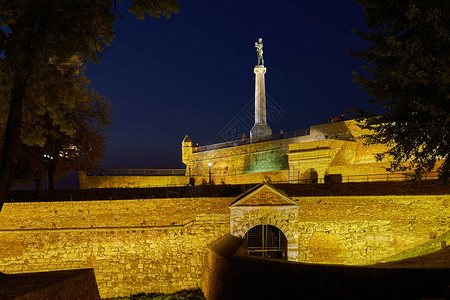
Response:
[1,184,449,298]
[79,171,187,189]
[0,197,232,298]
[183,120,394,184]
[201,235,450,300]
[80,120,439,188]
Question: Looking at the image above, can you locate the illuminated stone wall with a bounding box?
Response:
[0,193,448,298]
[80,120,432,189]
[287,120,392,182]
[182,120,365,179]
[79,171,188,189]
[191,170,288,186]
[182,136,319,182]
[0,198,232,298]
[294,195,450,265]
[79,170,288,189]
[183,120,395,185]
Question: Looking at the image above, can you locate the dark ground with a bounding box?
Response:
[6,180,450,202]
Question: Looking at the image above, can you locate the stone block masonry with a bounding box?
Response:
[79,171,187,189]
[0,198,233,298]
[294,195,450,264]
[0,192,448,298]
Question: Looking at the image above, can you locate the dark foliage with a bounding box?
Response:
[350,0,449,181]
[0,0,179,209]
[6,181,450,203]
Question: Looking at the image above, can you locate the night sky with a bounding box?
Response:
[85,0,373,170]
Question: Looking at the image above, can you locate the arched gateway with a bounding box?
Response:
[229,183,299,261]
[245,224,288,259]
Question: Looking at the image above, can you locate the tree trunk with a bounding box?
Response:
[34,174,42,191]
[0,80,26,210]
[48,162,56,190]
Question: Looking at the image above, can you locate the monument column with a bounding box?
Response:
[250,38,272,142]
[254,66,267,125]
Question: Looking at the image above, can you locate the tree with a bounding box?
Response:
[45,77,111,189]
[7,59,111,190]
[350,0,449,181]
[0,0,179,209]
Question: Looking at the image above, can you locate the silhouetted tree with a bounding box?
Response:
[8,59,111,190]
[350,0,449,181]
[0,1,179,209]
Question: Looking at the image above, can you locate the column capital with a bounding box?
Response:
[254,66,267,74]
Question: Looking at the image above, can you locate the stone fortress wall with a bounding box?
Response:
[182,119,398,184]
[79,172,187,189]
[1,191,448,298]
[0,198,232,298]
[294,194,449,264]
[79,120,400,189]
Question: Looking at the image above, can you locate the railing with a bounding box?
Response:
[87,168,439,183]
[283,171,440,184]
[193,128,310,153]
[149,171,440,188]
[194,139,252,153]
[340,172,439,183]
[87,169,186,176]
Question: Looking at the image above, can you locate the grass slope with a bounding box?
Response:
[376,230,450,264]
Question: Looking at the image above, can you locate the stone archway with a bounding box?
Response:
[229,183,300,261]
[245,224,288,259]
[231,213,298,261]
[302,168,318,183]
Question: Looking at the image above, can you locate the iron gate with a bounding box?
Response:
[244,224,287,259]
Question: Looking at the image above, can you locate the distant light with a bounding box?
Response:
[208,162,212,167]
[43,154,54,160]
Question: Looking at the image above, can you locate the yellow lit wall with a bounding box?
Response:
[81,119,438,188]
[0,193,448,298]
[79,171,187,189]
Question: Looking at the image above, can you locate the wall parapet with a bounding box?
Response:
[0,221,194,234]
[201,234,450,300]
[0,269,100,300]
[79,171,188,188]
[86,169,186,176]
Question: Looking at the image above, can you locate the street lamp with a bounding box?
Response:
[208,162,212,184]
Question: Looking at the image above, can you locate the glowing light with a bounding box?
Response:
[245,150,288,173]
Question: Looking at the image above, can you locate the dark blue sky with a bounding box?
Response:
[85,0,372,170]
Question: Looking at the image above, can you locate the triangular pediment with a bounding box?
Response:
[230,183,298,207]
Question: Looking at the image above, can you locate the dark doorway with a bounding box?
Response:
[303,168,318,183]
[244,225,287,259]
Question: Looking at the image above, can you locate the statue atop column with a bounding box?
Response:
[250,38,271,142]
[255,38,264,66]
